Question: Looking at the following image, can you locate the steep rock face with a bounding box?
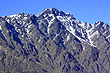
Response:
[0,8,110,73]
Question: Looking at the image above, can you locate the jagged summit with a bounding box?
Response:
[1,8,110,48]
[0,8,110,73]
[37,8,76,19]
[66,11,74,17]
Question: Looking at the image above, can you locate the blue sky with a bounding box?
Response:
[0,0,110,25]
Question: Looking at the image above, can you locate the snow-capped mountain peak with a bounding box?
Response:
[4,8,110,48]
[0,8,110,73]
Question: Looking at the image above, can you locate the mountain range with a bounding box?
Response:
[0,8,110,73]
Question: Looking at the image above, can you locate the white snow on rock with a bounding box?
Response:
[56,11,100,48]
[106,35,110,39]
[8,14,17,18]
[0,25,1,30]
[47,14,56,34]
[78,23,85,28]
[66,34,70,42]
[23,17,27,20]
[5,10,108,49]
[87,30,99,47]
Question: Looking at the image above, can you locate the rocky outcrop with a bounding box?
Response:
[0,8,110,73]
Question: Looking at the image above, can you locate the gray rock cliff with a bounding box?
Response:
[0,8,110,73]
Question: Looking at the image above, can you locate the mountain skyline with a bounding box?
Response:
[0,0,110,25]
[0,8,110,73]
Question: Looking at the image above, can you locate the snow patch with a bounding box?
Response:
[48,14,55,23]
[28,24,32,29]
[24,17,27,20]
[0,25,1,30]
[43,14,48,17]
[106,35,110,38]
[57,16,63,20]
[8,14,17,18]
[38,36,41,43]
[87,30,99,47]
[67,34,70,42]
[78,22,86,28]
[95,22,101,27]
[47,14,56,34]
[89,31,99,39]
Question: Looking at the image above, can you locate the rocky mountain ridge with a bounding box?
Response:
[0,8,110,73]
